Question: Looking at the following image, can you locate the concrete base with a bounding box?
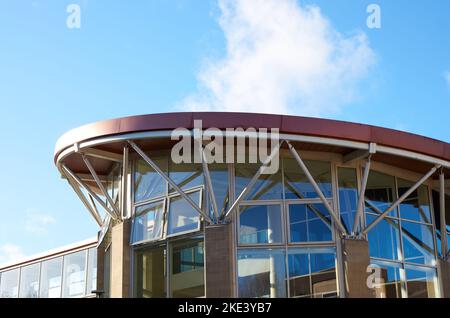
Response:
[204,223,234,298]
[110,220,131,298]
[439,259,450,298]
[341,238,375,298]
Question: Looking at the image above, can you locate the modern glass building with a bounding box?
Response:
[0,238,97,298]
[50,112,450,298]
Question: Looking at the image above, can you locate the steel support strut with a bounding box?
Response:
[127,140,214,224]
[198,140,220,222]
[61,164,119,220]
[352,157,371,235]
[286,141,348,236]
[440,169,448,259]
[223,140,283,221]
[362,165,440,236]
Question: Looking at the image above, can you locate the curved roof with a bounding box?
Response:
[55,112,450,163]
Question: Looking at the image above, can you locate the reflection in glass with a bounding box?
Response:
[135,246,166,298]
[86,248,97,295]
[134,158,167,203]
[365,171,397,217]
[169,161,203,193]
[398,179,431,223]
[405,265,437,298]
[209,163,229,217]
[284,158,332,199]
[19,263,40,298]
[171,240,205,297]
[401,221,435,266]
[235,163,282,200]
[288,248,337,298]
[366,214,401,260]
[39,257,63,298]
[289,204,332,243]
[237,249,287,298]
[239,205,283,244]
[370,260,403,298]
[168,191,201,236]
[431,191,450,256]
[132,200,165,243]
[62,250,87,298]
[0,269,19,298]
[338,168,358,232]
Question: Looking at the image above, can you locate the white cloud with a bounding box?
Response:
[24,209,56,236]
[445,71,450,88]
[178,0,375,116]
[0,243,25,264]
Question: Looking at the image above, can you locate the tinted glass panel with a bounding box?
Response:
[132,200,165,243]
[237,249,287,298]
[235,163,282,200]
[338,168,358,233]
[405,266,437,298]
[398,179,431,223]
[369,260,403,298]
[289,204,332,243]
[284,158,332,199]
[86,248,97,295]
[169,162,203,193]
[19,263,40,298]
[62,250,87,298]
[135,246,166,298]
[239,205,283,244]
[401,221,435,266]
[134,158,166,203]
[39,257,63,298]
[366,214,401,260]
[365,171,397,217]
[167,191,201,236]
[209,163,229,217]
[170,240,204,298]
[0,269,19,298]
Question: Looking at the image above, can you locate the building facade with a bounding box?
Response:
[0,238,97,298]
[51,112,450,298]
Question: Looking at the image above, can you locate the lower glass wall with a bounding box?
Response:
[237,247,337,298]
[134,237,205,298]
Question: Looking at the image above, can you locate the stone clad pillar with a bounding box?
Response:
[110,220,131,298]
[204,223,234,298]
[341,238,375,298]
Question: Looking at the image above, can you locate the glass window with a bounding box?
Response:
[239,205,283,244]
[169,162,203,193]
[132,200,165,243]
[86,248,97,295]
[134,157,167,203]
[39,257,63,298]
[19,263,40,298]
[0,268,19,298]
[366,214,401,261]
[369,260,403,298]
[209,163,229,217]
[134,246,166,298]
[288,248,337,298]
[170,240,205,298]
[401,221,435,266]
[398,179,431,223]
[235,163,282,200]
[365,170,397,217]
[288,204,332,243]
[338,168,359,233]
[284,158,332,199]
[431,191,450,256]
[405,265,438,298]
[167,191,201,236]
[62,250,87,298]
[237,249,287,298]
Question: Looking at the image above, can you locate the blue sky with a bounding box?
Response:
[0,0,449,262]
